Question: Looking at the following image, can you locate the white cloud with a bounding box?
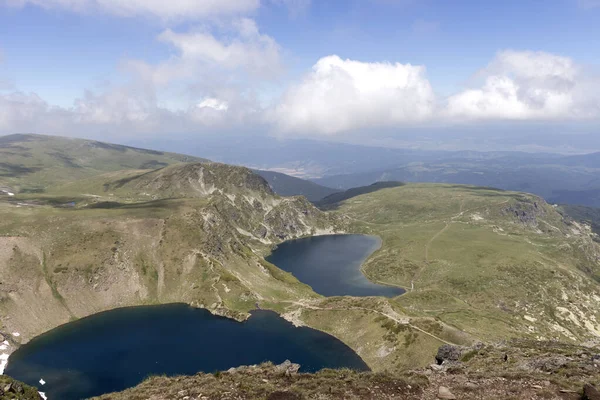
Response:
[271,55,435,135]
[197,98,229,111]
[158,19,282,77]
[446,50,598,120]
[1,49,598,140]
[3,0,260,20]
[0,86,253,137]
[124,18,282,88]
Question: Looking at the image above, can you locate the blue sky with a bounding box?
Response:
[0,0,599,151]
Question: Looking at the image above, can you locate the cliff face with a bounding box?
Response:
[0,163,342,348]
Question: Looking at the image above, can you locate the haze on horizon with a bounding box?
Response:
[0,0,599,153]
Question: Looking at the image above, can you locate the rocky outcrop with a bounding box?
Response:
[435,344,465,365]
[502,196,547,226]
[94,340,600,400]
[0,376,43,399]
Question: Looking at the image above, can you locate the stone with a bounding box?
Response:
[438,386,457,399]
[583,384,600,400]
[436,344,463,364]
[275,360,300,376]
[429,363,444,371]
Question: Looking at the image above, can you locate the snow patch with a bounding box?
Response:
[12,332,20,337]
[0,352,9,375]
[39,392,47,400]
[222,283,231,293]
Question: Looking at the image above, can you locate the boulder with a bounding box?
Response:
[583,384,600,400]
[436,344,463,365]
[275,360,300,376]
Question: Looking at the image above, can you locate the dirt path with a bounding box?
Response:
[282,300,457,346]
[424,222,451,263]
[410,199,465,290]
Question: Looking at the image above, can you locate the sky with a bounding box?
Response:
[0,0,599,152]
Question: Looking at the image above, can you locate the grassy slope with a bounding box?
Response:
[0,134,338,202]
[328,184,600,346]
[0,134,206,191]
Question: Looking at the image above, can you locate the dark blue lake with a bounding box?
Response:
[5,304,368,400]
[266,234,405,297]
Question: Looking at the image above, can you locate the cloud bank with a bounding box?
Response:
[1,0,599,142]
[445,50,597,120]
[271,55,435,135]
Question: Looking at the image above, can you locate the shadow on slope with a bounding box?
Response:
[316,182,405,210]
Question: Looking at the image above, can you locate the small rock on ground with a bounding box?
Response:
[438,386,457,400]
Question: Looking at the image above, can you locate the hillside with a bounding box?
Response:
[315,184,600,346]
[3,135,600,398]
[0,134,206,192]
[0,160,342,351]
[96,340,600,400]
[560,204,600,236]
[0,134,338,204]
[252,169,338,202]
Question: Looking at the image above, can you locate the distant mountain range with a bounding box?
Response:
[251,169,338,202]
[127,135,600,208]
[311,152,600,208]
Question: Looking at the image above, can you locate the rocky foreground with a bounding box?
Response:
[0,376,42,400]
[90,340,600,400]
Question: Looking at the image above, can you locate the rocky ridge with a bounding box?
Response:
[0,163,342,352]
[94,340,600,400]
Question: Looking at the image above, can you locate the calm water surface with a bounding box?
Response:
[266,234,405,297]
[6,304,368,400]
